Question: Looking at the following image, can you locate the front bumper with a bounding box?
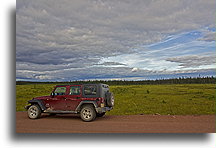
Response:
[96,107,113,114]
[24,104,31,110]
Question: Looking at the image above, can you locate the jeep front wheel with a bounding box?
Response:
[80,105,96,122]
[27,104,41,119]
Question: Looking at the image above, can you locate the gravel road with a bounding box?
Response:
[16,112,215,133]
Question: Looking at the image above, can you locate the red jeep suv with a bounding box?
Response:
[25,83,114,122]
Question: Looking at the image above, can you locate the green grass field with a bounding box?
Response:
[16,84,216,115]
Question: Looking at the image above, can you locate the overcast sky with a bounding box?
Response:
[16,0,215,81]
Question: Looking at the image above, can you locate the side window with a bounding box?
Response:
[84,85,97,95]
[69,86,81,95]
[54,87,66,95]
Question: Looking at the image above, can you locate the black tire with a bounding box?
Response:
[106,92,114,107]
[97,112,106,117]
[27,104,41,119]
[80,104,96,122]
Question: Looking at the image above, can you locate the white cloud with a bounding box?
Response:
[131,68,139,72]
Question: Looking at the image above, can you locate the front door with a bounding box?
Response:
[48,86,67,111]
[65,85,82,111]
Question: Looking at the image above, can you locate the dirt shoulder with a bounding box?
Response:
[16,112,215,133]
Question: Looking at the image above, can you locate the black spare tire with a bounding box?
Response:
[105,92,114,107]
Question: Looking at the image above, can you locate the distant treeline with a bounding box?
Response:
[16,76,216,85]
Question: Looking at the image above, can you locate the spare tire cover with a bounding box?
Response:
[105,92,114,107]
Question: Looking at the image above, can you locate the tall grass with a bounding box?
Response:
[16,84,215,115]
[16,84,54,111]
[108,84,215,115]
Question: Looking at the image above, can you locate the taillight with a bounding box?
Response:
[101,97,105,103]
[100,97,105,107]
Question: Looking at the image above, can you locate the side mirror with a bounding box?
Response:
[51,92,55,97]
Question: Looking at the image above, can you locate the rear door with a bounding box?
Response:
[65,85,82,111]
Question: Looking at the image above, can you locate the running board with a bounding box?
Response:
[44,110,78,114]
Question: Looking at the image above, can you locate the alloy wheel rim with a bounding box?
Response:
[29,107,38,118]
[82,109,92,119]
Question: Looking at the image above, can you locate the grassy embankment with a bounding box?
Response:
[16,84,215,115]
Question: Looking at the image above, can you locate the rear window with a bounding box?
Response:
[84,85,97,95]
[69,86,81,95]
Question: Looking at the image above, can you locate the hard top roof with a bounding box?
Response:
[56,83,108,87]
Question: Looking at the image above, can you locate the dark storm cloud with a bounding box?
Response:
[166,54,216,68]
[198,32,215,42]
[95,62,126,66]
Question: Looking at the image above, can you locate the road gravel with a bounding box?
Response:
[16,112,215,133]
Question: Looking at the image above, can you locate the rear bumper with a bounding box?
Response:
[96,107,113,114]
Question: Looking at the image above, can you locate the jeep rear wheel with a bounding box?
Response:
[27,104,41,119]
[80,105,96,122]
